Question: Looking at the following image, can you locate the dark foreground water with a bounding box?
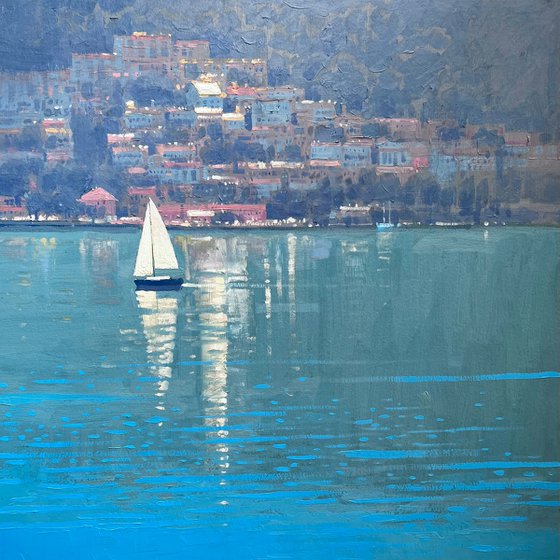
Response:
[0,227,558,559]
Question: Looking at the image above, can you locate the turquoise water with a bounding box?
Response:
[0,227,558,559]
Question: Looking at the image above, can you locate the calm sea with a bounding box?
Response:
[0,227,558,559]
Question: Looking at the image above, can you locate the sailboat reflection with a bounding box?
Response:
[136,291,179,411]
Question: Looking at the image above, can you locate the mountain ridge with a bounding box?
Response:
[0,0,558,135]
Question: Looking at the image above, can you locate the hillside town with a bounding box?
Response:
[0,32,559,226]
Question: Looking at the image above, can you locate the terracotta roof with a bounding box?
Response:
[0,205,26,213]
[111,146,147,154]
[128,187,157,196]
[79,187,117,203]
[226,85,256,97]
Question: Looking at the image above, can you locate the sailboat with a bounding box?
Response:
[376,201,395,230]
[133,199,184,291]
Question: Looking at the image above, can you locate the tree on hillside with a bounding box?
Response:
[458,176,475,216]
[439,187,455,213]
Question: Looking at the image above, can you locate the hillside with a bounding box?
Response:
[0,0,558,135]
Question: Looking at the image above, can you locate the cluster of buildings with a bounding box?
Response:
[0,31,559,224]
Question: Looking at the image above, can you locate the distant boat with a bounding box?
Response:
[133,199,183,291]
[376,202,395,230]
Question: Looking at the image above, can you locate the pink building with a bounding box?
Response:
[79,187,117,218]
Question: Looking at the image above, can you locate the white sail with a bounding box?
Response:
[134,202,154,277]
[148,199,180,271]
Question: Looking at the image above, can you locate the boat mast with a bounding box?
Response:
[149,201,156,275]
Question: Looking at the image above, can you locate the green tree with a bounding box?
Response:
[458,176,475,216]
[421,182,440,207]
[440,188,455,212]
[284,144,302,162]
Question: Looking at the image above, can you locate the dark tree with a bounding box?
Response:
[17,125,43,151]
[458,177,475,216]
[71,109,109,167]
[284,144,302,162]
[421,182,440,207]
[207,123,223,142]
[440,187,455,211]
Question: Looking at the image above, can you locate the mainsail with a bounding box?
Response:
[134,199,179,277]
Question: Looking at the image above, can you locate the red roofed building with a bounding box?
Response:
[127,167,148,176]
[128,186,157,199]
[79,187,117,219]
[0,204,27,219]
[226,85,257,97]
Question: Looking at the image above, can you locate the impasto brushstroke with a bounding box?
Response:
[0,1,558,559]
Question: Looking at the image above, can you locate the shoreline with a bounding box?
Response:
[0,220,559,231]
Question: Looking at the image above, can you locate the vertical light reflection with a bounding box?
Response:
[224,238,250,340]
[287,234,297,327]
[34,236,57,283]
[80,238,119,295]
[136,291,179,411]
[275,243,283,299]
[375,233,392,289]
[188,237,230,476]
[341,238,369,281]
[263,246,273,356]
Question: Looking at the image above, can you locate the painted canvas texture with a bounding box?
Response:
[0,1,558,559]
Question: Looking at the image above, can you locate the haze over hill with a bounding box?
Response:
[1,0,558,136]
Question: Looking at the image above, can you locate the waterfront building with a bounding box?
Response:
[158,202,266,224]
[0,194,28,219]
[79,187,118,219]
